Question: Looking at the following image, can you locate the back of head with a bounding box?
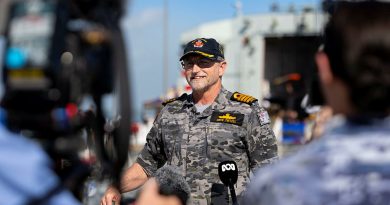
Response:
[323,1,390,118]
[155,165,191,205]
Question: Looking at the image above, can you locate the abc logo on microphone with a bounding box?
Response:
[221,163,236,172]
[218,161,238,186]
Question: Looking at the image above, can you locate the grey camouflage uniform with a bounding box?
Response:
[242,117,390,205]
[137,87,278,205]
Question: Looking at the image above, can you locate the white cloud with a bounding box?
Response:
[122,7,164,29]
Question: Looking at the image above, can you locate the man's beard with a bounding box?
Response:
[189,81,209,93]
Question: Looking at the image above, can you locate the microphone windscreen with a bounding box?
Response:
[155,165,191,205]
[218,161,238,186]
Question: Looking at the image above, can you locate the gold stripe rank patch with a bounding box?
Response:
[210,112,244,126]
[230,92,257,105]
[162,97,177,106]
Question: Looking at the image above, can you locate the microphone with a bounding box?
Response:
[155,165,191,205]
[218,161,239,205]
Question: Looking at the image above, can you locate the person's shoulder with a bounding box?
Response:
[0,125,50,165]
[228,91,268,115]
[161,93,188,107]
[243,145,323,204]
[0,124,41,153]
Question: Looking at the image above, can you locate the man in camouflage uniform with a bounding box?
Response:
[101,38,278,205]
[242,2,390,205]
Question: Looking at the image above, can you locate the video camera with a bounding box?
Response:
[0,0,130,199]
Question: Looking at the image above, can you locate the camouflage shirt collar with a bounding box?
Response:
[182,87,231,116]
[213,86,231,106]
[183,94,194,108]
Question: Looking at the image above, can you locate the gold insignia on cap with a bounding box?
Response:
[193,39,204,48]
[231,92,257,105]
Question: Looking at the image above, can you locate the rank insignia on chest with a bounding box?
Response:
[211,112,244,126]
[230,92,257,105]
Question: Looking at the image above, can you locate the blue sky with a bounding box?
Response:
[122,0,321,121]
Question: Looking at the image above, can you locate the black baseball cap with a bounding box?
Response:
[180,38,224,61]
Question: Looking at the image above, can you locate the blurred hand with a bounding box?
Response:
[100,185,121,205]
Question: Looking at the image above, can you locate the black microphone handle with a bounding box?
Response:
[229,184,239,205]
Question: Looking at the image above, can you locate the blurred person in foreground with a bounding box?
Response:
[0,33,80,204]
[242,1,390,205]
[101,38,278,205]
[0,118,80,205]
[134,165,190,205]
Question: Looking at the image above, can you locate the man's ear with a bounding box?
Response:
[218,61,227,77]
[315,51,334,85]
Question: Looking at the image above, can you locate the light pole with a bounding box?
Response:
[163,0,169,96]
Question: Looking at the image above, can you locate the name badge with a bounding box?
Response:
[210,112,244,126]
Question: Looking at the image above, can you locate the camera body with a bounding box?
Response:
[1,0,115,135]
[3,0,68,112]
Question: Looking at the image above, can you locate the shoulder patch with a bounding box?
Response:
[162,98,177,106]
[257,110,271,125]
[162,93,187,106]
[230,92,258,105]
